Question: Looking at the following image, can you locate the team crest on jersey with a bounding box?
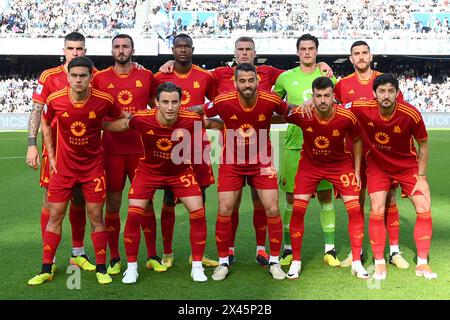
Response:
[36,84,43,95]
[118,90,133,105]
[89,111,96,119]
[393,126,402,133]
[332,129,340,136]
[258,114,266,121]
[71,121,86,137]
[314,136,330,149]
[375,132,390,144]
[136,80,142,88]
[193,81,200,89]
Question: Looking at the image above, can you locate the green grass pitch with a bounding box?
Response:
[0,130,449,300]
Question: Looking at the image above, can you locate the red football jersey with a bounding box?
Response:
[335,71,404,104]
[43,88,122,177]
[286,105,361,165]
[212,65,284,94]
[153,65,216,109]
[129,109,203,175]
[351,99,427,174]
[92,65,154,155]
[204,90,287,167]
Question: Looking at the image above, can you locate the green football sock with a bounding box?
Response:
[282,202,293,247]
[320,202,335,246]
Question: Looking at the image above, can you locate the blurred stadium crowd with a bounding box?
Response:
[0,0,449,112]
[0,0,449,39]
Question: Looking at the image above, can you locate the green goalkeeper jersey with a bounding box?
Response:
[273,66,336,149]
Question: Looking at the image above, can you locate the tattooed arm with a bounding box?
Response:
[26,101,44,170]
[186,104,205,115]
[412,139,430,203]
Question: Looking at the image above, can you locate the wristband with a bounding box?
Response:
[28,137,37,146]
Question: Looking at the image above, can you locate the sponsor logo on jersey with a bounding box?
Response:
[156,138,173,151]
[238,124,255,138]
[118,90,133,105]
[71,121,86,137]
[374,132,390,144]
[181,90,191,105]
[314,136,330,149]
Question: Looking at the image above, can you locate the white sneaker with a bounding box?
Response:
[122,268,138,284]
[269,263,286,280]
[340,252,353,268]
[415,264,438,280]
[211,263,229,281]
[372,264,387,281]
[287,260,301,279]
[191,266,207,282]
[351,264,370,279]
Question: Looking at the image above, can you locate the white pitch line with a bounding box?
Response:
[0,156,25,160]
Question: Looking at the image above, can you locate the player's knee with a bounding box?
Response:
[265,206,279,217]
[218,205,233,216]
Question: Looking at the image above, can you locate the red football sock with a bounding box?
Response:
[290,199,309,261]
[142,209,157,258]
[344,199,364,261]
[91,231,108,265]
[69,203,86,248]
[216,214,232,258]
[369,211,386,260]
[161,203,175,255]
[266,215,282,257]
[189,208,207,261]
[386,203,400,246]
[42,231,61,264]
[230,208,239,248]
[105,211,121,260]
[253,206,267,248]
[414,211,432,259]
[40,207,50,240]
[124,206,144,263]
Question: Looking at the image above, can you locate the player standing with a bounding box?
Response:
[194,63,287,281]
[351,73,436,280]
[103,82,209,283]
[28,57,125,285]
[335,41,408,269]
[274,34,339,267]
[92,34,159,275]
[285,77,368,279]
[26,32,95,273]
[153,33,217,269]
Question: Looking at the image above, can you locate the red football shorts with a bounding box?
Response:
[129,167,202,200]
[104,153,142,192]
[47,172,106,203]
[294,159,360,196]
[39,155,50,188]
[367,165,421,196]
[217,164,278,192]
[192,163,215,187]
